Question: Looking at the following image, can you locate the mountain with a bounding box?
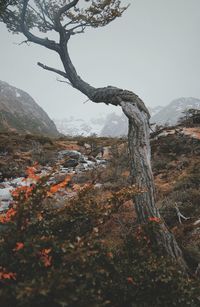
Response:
[54,116,105,136]
[54,106,163,137]
[151,97,200,125]
[0,80,59,136]
[148,105,163,117]
[54,113,126,137]
[100,112,128,137]
[100,106,163,137]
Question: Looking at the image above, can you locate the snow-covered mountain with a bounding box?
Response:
[54,106,162,137]
[151,97,200,125]
[54,98,200,137]
[0,80,59,136]
[149,105,163,117]
[53,116,105,136]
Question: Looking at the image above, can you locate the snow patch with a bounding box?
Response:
[16,90,21,98]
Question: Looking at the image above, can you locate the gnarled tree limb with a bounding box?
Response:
[37,62,68,79]
[20,0,59,52]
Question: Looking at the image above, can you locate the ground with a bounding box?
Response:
[0,125,199,306]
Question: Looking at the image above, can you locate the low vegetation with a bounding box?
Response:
[0,127,200,306]
[0,169,199,306]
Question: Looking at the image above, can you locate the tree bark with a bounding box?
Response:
[121,101,157,223]
[121,101,186,268]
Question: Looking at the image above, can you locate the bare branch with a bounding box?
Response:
[13,39,30,46]
[37,62,68,79]
[20,0,59,52]
[69,22,89,32]
[54,0,79,31]
[56,78,73,87]
[83,98,90,104]
[57,0,79,20]
[175,203,191,224]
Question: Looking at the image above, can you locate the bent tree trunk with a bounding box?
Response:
[121,101,157,222]
[121,101,185,267]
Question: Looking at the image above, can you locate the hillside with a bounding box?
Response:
[0,124,200,306]
[0,80,59,136]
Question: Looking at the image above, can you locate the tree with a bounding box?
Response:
[179,108,200,126]
[1,0,186,267]
[0,0,17,16]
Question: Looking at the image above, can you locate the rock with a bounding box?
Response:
[84,143,91,150]
[63,159,79,168]
[52,174,69,185]
[88,156,97,162]
[76,165,86,172]
[58,150,81,160]
[79,156,87,163]
[0,187,13,201]
[96,159,107,165]
[194,219,200,226]
[0,200,11,212]
[0,187,13,212]
[94,183,102,189]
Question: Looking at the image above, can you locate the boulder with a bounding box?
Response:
[58,150,81,160]
[63,159,79,168]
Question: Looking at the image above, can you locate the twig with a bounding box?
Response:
[56,78,72,87]
[37,62,68,79]
[175,203,190,224]
[13,40,30,46]
[83,98,90,104]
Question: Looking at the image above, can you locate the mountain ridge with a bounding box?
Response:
[151,97,200,125]
[54,98,200,137]
[0,80,59,137]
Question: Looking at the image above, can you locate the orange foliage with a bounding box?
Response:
[127,277,135,285]
[0,269,16,281]
[0,208,17,224]
[13,242,24,251]
[37,213,43,221]
[107,252,113,259]
[25,163,40,181]
[40,248,52,267]
[73,183,93,192]
[11,185,35,200]
[47,175,71,196]
[148,217,161,223]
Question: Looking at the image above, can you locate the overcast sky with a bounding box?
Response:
[0,0,200,120]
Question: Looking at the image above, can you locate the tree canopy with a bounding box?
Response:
[1,0,128,34]
[0,0,17,16]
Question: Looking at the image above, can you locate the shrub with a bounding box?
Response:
[0,166,199,306]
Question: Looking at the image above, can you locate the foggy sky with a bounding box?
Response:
[0,0,200,120]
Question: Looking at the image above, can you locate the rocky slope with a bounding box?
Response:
[0,80,59,136]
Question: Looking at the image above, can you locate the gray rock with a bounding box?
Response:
[58,150,81,160]
[79,156,87,163]
[88,156,97,162]
[63,159,79,168]
[76,165,86,171]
